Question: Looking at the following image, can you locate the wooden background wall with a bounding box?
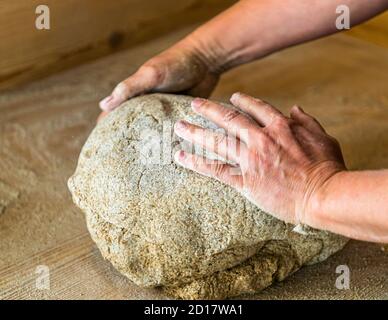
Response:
[0,0,235,91]
[0,1,387,91]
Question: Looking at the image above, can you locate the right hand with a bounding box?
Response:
[99,41,220,112]
[173,93,346,225]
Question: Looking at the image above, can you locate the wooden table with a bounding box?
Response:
[1,27,388,299]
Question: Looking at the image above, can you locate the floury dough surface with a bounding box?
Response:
[68,93,348,299]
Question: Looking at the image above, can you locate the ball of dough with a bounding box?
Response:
[68,93,347,299]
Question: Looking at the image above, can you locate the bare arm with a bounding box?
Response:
[100,0,388,111]
[307,170,388,242]
[190,0,388,72]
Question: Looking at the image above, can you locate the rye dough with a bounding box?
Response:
[68,93,348,299]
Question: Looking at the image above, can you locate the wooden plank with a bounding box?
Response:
[0,0,235,91]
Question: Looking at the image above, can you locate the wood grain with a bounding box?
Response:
[0,0,234,91]
[1,1,387,92]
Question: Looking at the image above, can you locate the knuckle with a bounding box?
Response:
[185,126,197,140]
[222,109,241,124]
[260,131,271,144]
[186,123,196,135]
[261,134,273,150]
[191,155,202,169]
[254,98,269,106]
[213,133,226,147]
[140,64,164,83]
[253,130,272,150]
[114,82,129,98]
[271,115,288,128]
[213,163,226,178]
[208,134,225,153]
[199,99,212,109]
[247,128,263,145]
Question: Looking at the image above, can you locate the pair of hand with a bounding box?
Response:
[98,47,346,226]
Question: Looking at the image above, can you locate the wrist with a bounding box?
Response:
[180,31,230,75]
[297,161,347,228]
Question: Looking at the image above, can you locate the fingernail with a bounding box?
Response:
[174,120,187,132]
[174,150,186,163]
[231,92,241,103]
[99,95,113,111]
[191,98,205,110]
[295,105,304,112]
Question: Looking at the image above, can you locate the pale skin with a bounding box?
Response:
[99,0,388,243]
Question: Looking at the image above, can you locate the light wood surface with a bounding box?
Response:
[0,0,234,91]
[0,26,388,300]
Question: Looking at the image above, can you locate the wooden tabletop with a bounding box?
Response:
[1,27,388,299]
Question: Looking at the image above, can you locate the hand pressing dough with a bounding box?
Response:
[68,93,348,299]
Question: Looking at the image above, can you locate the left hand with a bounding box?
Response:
[174,93,346,225]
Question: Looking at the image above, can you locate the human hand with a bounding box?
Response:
[99,40,220,112]
[173,93,346,225]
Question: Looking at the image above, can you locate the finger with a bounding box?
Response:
[99,65,162,111]
[230,92,284,126]
[174,150,243,189]
[290,105,326,133]
[174,120,247,163]
[191,98,257,144]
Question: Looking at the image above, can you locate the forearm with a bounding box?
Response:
[183,0,388,72]
[307,170,388,243]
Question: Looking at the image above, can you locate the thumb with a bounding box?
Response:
[99,65,163,111]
